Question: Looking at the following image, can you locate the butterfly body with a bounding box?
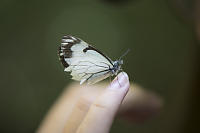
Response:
[111,60,123,76]
[58,35,123,84]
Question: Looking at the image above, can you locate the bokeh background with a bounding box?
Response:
[0,0,199,133]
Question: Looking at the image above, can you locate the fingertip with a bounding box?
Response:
[109,72,129,91]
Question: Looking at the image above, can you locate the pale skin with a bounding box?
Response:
[37,72,162,133]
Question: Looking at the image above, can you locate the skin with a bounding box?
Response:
[37,72,162,133]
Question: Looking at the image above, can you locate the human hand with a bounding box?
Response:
[37,71,162,133]
[38,72,130,133]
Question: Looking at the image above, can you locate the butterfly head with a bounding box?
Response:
[111,49,130,75]
[112,60,123,75]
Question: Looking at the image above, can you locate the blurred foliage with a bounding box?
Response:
[0,0,198,132]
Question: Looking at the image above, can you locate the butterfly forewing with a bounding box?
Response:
[58,35,114,84]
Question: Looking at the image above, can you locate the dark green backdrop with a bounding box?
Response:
[0,0,199,133]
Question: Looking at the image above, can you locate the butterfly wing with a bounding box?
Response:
[58,35,114,84]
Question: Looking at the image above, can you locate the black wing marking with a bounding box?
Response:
[83,45,114,66]
[58,46,69,67]
[58,35,81,68]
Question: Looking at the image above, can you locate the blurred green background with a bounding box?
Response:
[0,0,199,133]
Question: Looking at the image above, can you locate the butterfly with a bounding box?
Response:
[58,35,129,85]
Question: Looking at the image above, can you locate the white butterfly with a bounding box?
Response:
[58,35,127,85]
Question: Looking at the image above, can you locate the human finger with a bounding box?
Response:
[77,72,130,133]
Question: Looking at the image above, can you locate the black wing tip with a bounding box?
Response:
[58,35,83,68]
[58,35,81,68]
[58,46,69,68]
[62,35,81,44]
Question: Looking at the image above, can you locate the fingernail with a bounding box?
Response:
[109,72,129,89]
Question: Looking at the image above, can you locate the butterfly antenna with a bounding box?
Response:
[119,49,130,60]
